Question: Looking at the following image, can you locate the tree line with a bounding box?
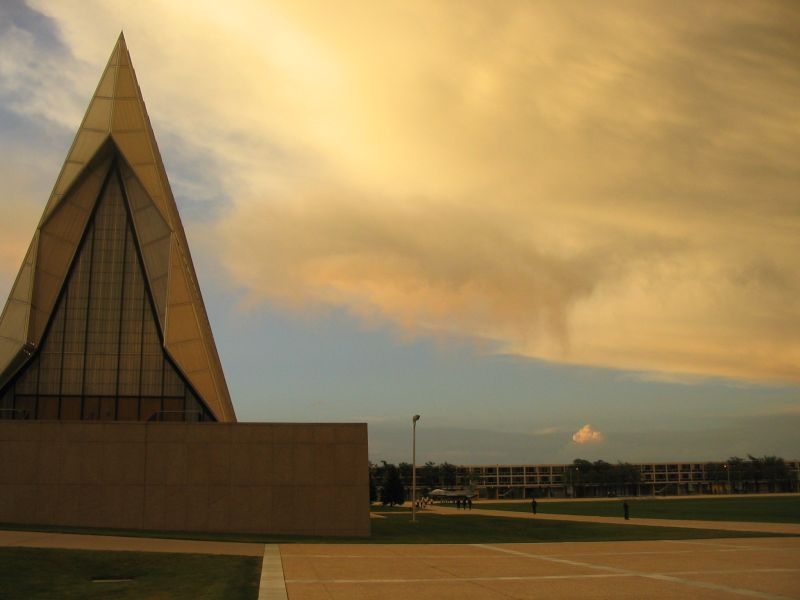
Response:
[566,459,641,497]
[370,455,797,504]
[705,455,796,493]
[370,460,460,505]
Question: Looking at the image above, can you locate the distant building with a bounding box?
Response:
[397,461,800,499]
[0,34,234,423]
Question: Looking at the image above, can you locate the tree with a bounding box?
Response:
[398,462,413,486]
[371,461,387,484]
[419,461,438,491]
[439,462,457,486]
[748,455,791,493]
[369,466,377,503]
[728,457,746,493]
[705,461,732,493]
[381,462,405,506]
[614,462,641,495]
[571,459,592,497]
[592,460,613,495]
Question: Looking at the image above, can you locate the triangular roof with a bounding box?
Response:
[0,33,236,422]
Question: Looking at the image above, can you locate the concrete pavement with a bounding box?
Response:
[280,538,800,599]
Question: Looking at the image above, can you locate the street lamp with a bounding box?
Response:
[571,466,579,498]
[412,414,420,523]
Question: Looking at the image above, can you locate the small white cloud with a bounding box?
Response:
[572,424,604,444]
[533,426,561,436]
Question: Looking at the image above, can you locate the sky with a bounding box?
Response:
[0,0,798,465]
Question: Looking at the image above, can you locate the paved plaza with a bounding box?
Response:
[281,538,799,599]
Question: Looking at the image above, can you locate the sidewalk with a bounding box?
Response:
[0,529,264,556]
[426,504,800,535]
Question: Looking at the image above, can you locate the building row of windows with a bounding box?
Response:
[0,393,210,421]
[449,462,800,487]
[456,463,718,476]
[455,472,715,485]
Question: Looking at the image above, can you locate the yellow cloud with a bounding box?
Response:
[572,424,604,445]
[8,1,800,384]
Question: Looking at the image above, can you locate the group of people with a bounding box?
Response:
[454,497,473,510]
[420,494,632,519]
[414,496,474,509]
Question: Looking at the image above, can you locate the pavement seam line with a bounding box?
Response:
[284,567,800,583]
[258,544,287,600]
[286,573,632,584]
[473,544,796,600]
[663,539,798,552]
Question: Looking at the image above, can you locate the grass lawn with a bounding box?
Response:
[370,504,410,513]
[0,495,795,554]
[0,548,261,600]
[478,495,800,523]
[4,506,794,550]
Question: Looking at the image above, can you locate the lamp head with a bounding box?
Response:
[412,414,420,423]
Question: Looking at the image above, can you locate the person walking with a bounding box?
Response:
[531,498,537,515]
[623,501,630,520]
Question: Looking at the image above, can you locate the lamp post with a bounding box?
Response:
[572,466,580,498]
[412,414,420,522]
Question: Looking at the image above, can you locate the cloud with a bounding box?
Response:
[3,1,800,384]
[215,2,800,384]
[533,427,562,436]
[572,424,604,445]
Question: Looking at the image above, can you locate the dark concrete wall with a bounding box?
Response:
[0,421,369,536]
